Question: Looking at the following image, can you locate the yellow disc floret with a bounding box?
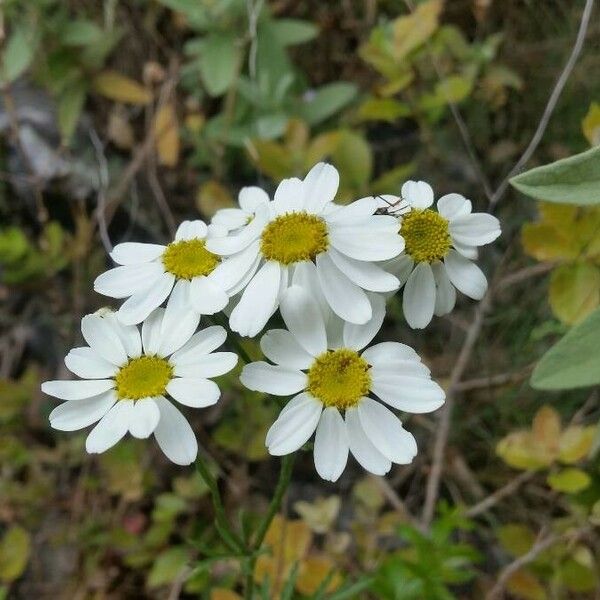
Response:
[400,209,451,263]
[260,212,329,265]
[115,356,173,400]
[307,348,371,409]
[162,239,220,280]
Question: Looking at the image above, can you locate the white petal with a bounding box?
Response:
[227,252,262,296]
[158,280,200,356]
[343,293,385,351]
[291,261,330,322]
[371,374,445,413]
[85,400,133,453]
[212,208,249,231]
[229,261,281,337]
[116,272,175,325]
[401,180,434,209]
[432,261,456,316]
[370,361,430,379]
[81,314,128,365]
[384,254,414,287]
[316,253,372,324]
[260,329,314,370]
[453,241,478,260]
[103,313,142,358]
[240,362,307,396]
[345,408,391,476]
[302,163,339,213]
[357,398,417,464]
[110,242,166,265]
[326,196,379,225]
[206,207,267,256]
[280,285,327,356]
[209,241,261,292]
[153,396,198,465]
[166,377,221,408]
[175,220,208,241]
[170,326,227,365]
[129,398,160,438]
[449,213,501,246]
[329,228,404,261]
[437,193,472,220]
[444,250,487,300]
[141,307,165,355]
[189,275,229,315]
[173,352,237,378]
[402,262,435,329]
[328,248,399,292]
[49,391,117,431]
[239,186,270,212]
[313,407,349,482]
[65,347,117,379]
[42,379,115,401]
[94,262,165,298]
[272,177,304,215]
[266,394,322,455]
[361,341,421,367]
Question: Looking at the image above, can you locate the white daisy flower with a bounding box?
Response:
[94,220,232,325]
[41,300,237,465]
[239,285,445,482]
[382,180,501,329]
[210,186,269,232]
[206,163,404,337]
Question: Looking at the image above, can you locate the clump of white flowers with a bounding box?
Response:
[42,163,500,480]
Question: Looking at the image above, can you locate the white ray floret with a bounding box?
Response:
[381,180,501,329]
[239,286,445,482]
[94,220,234,325]
[207,163,405,337]
[41,304,237,465]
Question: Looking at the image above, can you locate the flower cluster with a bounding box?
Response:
[42,163,500,480]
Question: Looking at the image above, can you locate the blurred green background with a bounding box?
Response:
[0,0,599,598]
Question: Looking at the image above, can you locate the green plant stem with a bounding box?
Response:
[244,453,296,600]
[195,454,245,554]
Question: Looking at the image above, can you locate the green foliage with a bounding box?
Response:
[0,526,31,583]
[510,145,600,205]
[371,505,480,599]
[531,306,600,389]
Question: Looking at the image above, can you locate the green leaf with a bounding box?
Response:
[147,547,189,588]
[358,98,411,122]
[61,20,104,46]
[298,82,358,126]
[58,80,87,144]
[547,468,591,493]
[510,146,600,205]
[549,262,600,325]
[271,19,318,46]
[332,130,372,191]
[531,306,600,389]
[2,27,36,83]
[199,33,239,97]
[0,526,31,583]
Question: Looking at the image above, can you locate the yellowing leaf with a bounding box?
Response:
[210,590,242,600]
[296,556,342,595]
[154,103,180,167]
[498,524,535,557]
[532,405,561,448]
[293,496,340,534]
[196,180,235,218]
[549,263,600,325]
[582,102,600,146]
[92,70,152,105]
[547,468,591,493]
[558,425,596,464]
[496,431,554,470]
[393,0,443,60]
[0,526,31,583]
[506,569,547,600]
[521,223,577,262]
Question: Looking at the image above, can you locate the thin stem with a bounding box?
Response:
[244,453,296,600]
[195,454,245,554]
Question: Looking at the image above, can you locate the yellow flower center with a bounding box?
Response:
[307,348,371,409]
[400,209,451,263]
[115,356,173,400]
[162,239,220,280]
[260,212,329,265]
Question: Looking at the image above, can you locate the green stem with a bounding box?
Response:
[195,454,245,554]
[244,453,296,600]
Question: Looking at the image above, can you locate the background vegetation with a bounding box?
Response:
[0,0,599,598]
